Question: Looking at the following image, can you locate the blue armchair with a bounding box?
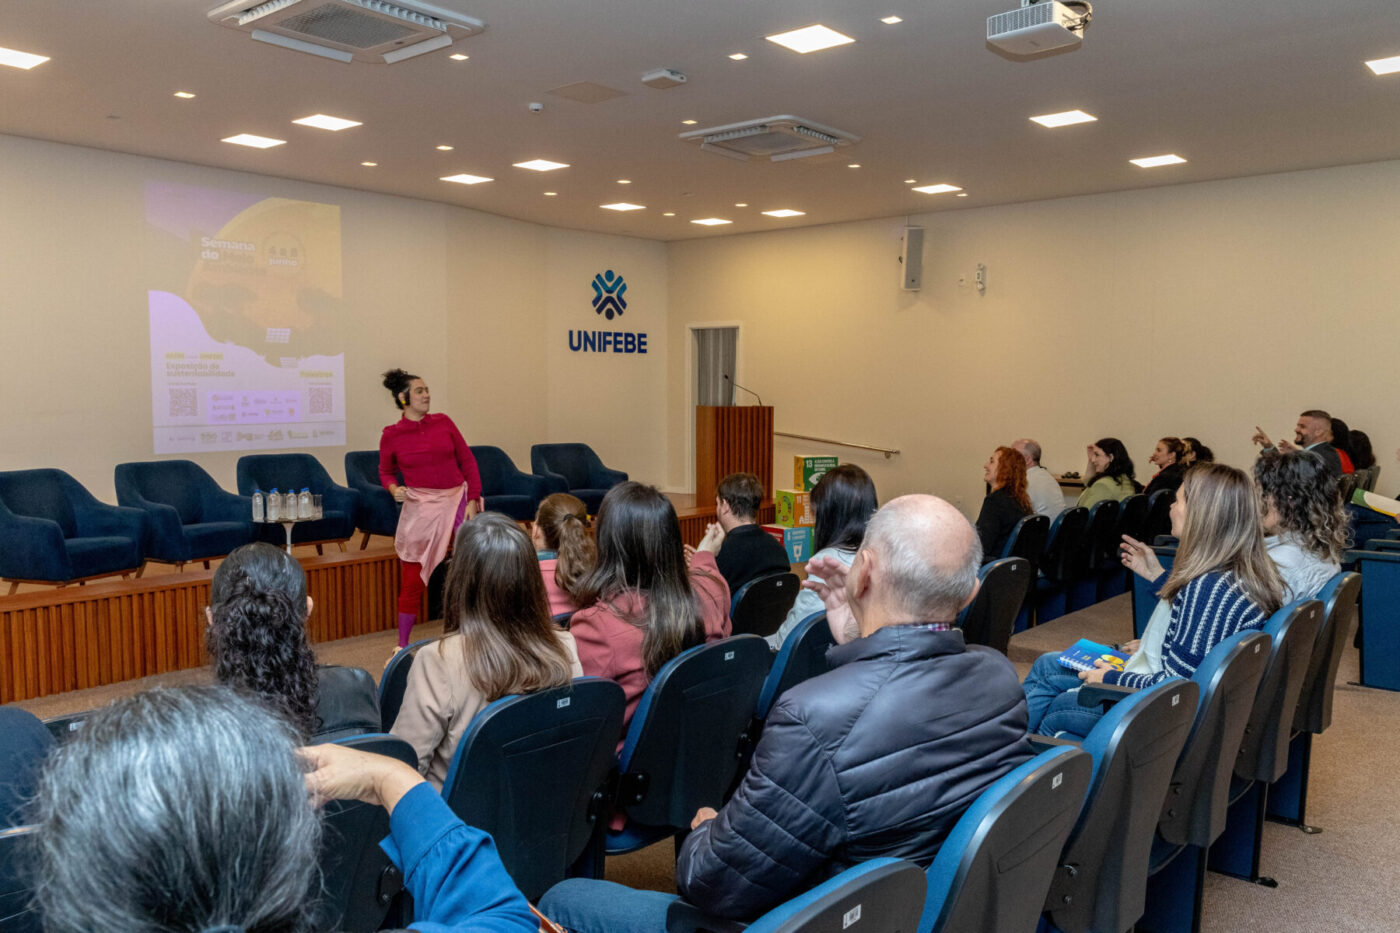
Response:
[344,450,400,548]
[0,469,145,592]
[472,445,548,521]
[114,460,254,567]
[235,454,358,552]
[529,443,628,515]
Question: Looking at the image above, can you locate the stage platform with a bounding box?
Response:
[0,493,777,703]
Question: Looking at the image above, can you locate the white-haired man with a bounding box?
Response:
[1014,438,1065,517]
[540,495,1034,931]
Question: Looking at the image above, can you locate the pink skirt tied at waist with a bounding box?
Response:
[395,484,468,584]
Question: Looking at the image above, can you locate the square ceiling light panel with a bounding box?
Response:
[292,113,362,131]
[766,25,855,54]
[222,133,286,148]
[514,159,570,171]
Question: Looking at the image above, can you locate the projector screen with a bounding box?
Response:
[146,182,346,454]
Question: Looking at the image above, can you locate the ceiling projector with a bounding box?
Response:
[987,0,1091,55]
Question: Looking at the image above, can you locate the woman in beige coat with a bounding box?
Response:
[392,512,582,788]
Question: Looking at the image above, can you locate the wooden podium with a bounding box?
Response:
[695,405,774,504]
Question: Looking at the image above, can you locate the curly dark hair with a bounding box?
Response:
[381,367,420,410]
[206,543,320,739]
[1253,449,1351,564]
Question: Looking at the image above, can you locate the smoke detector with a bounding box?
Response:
[680,115,860,162]
[207,0,485,64]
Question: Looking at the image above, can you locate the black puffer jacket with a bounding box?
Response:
[676,623,1034,920]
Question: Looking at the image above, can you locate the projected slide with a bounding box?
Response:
[147,183,345,454]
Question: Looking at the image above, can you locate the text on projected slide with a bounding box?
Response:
[146,183,345,454]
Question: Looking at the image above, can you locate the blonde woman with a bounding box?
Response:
[392,513,580,788]
[1024,463,1283,737]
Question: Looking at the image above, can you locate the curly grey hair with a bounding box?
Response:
[27,685,320,933]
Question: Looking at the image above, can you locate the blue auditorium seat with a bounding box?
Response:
[729,572,800,638]
[957,557,1031,655]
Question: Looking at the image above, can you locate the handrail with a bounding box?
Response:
[775,431,900,459]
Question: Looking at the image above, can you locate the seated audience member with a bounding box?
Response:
[1143,437,1188,499]
[1255,450,1348,600]
[1349,429,1379,490]
[1024,463,1282,737]
[26,685,536,933]
[570,482,730,727]
[207,543,378,742]
[1251,410,1343,477]
[0,706,53,827]
[1181,436,1215,467]
[531,492,596,616]
[709,472,792,593]
[976,446,1032,559]
[538,495,1035,928]
[1013,438,1064,518]
[393,513,581,788]
[1330,417,1355,474]
[767,464,879,649]
[1076,437,1137,508]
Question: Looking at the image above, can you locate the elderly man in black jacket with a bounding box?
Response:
[539,494,1035,932]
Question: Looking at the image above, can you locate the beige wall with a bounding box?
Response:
[666,160,1400,518]
[0,134,667,501]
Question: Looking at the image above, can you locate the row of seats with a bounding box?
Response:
[2,565,1361,933]
[0,443,627,590]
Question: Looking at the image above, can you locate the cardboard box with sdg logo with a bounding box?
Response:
[793,455,839,493]
[762,524,814,563]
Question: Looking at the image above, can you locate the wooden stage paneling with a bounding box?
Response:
[0,545,401,703]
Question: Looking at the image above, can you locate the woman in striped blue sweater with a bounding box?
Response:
[1023,462,1284,737]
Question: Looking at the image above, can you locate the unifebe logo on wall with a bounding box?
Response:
[571,268,648,354]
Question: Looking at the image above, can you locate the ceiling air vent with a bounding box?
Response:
[680,115,860,162]
[207,0,485,64]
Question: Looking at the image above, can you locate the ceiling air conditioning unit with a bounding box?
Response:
[680,115,860,162]
[207,0,485,64]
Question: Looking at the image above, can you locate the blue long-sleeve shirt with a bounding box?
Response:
[1106,571,1267,689]
[380,783,537,933]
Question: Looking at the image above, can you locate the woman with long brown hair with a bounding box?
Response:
[570,482,731,727]
[1023,462,1283,737]
[531,492,597,615]
[976,446,1032,560]
[391,512,580,788]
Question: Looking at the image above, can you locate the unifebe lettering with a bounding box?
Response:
[568,330,648,354]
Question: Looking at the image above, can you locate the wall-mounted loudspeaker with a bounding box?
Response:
[900,226,924,291]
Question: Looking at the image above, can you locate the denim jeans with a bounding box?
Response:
[537,878,678,933]
[1022,651,1089,731]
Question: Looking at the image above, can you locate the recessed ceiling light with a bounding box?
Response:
[847,163,861,169]
[1365,55,1400,75]
[681,119,698,125]
[222,133,286,149]
[601,202,646,211]
[763,209,806,218]
[360,161,378,167]
[728,53,748,61]
[0,46,49,70]
[436,144,454,151]
[735,202,748,207]
[292,113,362,131]
[903,178,917,184]
[881,15,903,25]
[1029,109,1098,128]
[691,218,732,226]
[617,179,631,184]
[173,91,196,99]
[913,183,962,194]
[440,173,493,184]
[543,191,558,197]
[766,24,856,54]
[663,212,676,217]
[513,159,570,171]
[956,193,968,198]
[449,53,469,61]
[1130,154,1187,168]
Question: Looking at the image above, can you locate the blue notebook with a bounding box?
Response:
[1058,639,1130,673]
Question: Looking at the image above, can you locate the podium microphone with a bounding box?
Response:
[723,373,763,406]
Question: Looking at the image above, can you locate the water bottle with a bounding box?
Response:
[252,489,264,523]
[298,487,312,520]
[267,488,281,521]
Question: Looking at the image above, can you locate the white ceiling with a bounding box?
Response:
[3,0,1400,241]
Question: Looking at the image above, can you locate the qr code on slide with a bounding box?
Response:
[308,386,333,415]
[168,388,197,417]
